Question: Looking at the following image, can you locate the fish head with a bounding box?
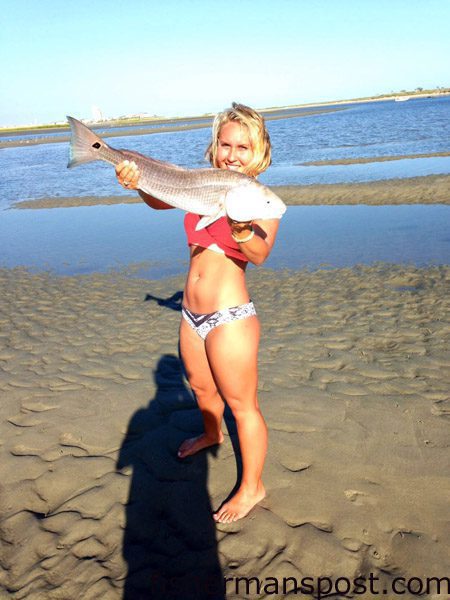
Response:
[225,181,287,222]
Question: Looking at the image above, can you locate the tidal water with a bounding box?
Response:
[0,96,449,274]
[1,96,449,210]
[1,204,449,277]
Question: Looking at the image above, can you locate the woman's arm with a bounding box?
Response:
[115,160,174,210]
[229,218,280,266]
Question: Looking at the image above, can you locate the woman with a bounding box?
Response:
[116,103,280,523]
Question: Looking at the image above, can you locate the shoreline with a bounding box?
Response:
[260,89,450,112]
[11,174,450,210]
[1,89,449,136]
[1,88,449,149]
[0,107,344,150]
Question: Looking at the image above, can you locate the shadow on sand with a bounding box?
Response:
[144,291,184,312]
[117,354,225,600]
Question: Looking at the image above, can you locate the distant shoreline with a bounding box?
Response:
[0,107,346,149]
[260,90,450,115]
[1,89,449,140]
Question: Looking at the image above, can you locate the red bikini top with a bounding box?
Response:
[184,213,249,262]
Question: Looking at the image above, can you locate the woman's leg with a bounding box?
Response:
[205,315,267,523]
[178,318,225,458]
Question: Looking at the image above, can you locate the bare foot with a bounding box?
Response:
[213,482,266,523]
[177,432,224,458]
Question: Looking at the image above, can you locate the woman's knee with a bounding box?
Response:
[188,376,220,405]
[225,395,260,419]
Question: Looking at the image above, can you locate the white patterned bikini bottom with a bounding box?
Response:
[181,301,256,340]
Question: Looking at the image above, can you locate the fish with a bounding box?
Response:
[66,116,286,229]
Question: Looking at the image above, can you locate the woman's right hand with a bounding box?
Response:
[115,160,140,190]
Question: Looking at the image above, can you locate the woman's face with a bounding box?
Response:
[216,121,254,174]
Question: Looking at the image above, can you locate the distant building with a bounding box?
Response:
[91,105,104,122]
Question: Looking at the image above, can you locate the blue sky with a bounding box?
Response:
[1,0,449,126]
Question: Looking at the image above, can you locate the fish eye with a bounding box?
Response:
[92,142,101,149]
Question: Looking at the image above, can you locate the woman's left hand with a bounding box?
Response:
[227,217,253,240]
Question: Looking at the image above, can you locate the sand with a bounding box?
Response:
[299,151,450,165]
[1,263,450,599]
[11,174,450,211]
[273,174,450,206]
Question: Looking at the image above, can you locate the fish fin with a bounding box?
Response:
[195,208,226,230]
[66,116,109,168]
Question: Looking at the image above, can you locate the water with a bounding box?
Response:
[0,204,448,277]
[0,128,212,208]
[271,98,450,164]
[1,96,449,274]
[261,156,450,186]
[1,96,449,210]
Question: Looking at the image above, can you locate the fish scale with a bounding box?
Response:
[66,116,286,228]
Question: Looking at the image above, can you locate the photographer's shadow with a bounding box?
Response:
[117,354,224,600]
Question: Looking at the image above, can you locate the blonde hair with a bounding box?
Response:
[205,102,272,177]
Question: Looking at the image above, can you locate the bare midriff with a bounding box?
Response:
[183,246,250,313]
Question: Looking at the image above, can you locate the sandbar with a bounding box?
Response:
[300,151,450,166]
[12,174,450,210]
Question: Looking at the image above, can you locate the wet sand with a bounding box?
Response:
[274,174,450,205]
[300,151,450,166]
[12,173,450,210]
[1,264,449,599]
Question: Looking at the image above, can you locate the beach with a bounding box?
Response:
[2,94,450,598]
[1,261,450,599]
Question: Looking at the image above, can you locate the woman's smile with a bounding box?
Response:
[216,121,254,173]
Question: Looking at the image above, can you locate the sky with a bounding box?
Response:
[1,0,449,126]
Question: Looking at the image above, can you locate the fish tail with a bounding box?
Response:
[66,116,109,168]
